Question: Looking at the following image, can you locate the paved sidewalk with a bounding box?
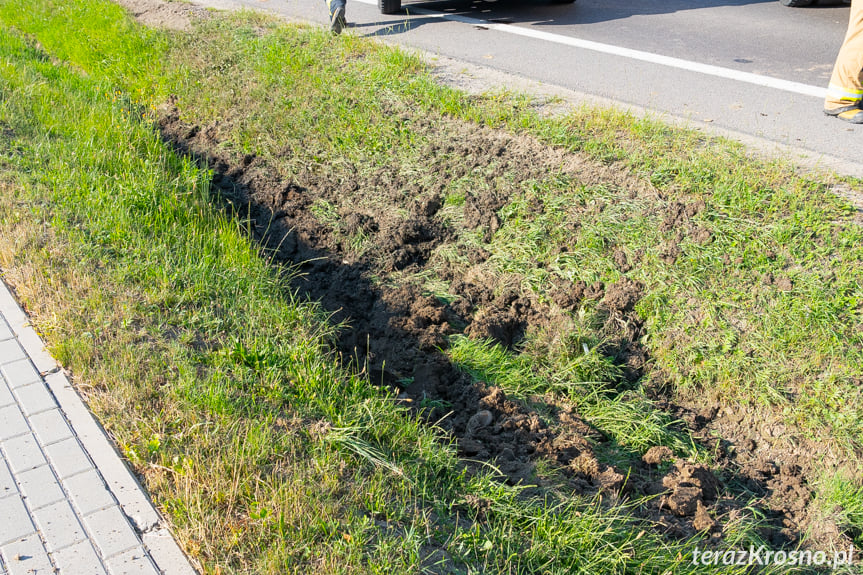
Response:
[0,279,197,575]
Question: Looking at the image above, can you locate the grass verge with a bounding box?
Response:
[0,0,861,572]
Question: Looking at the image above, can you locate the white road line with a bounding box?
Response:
[355,0,828,99]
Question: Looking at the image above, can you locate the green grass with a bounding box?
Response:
[815,473,863,548]
[1,0,861,572]
[447,335,693,458]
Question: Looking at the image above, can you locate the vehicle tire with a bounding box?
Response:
[780,0,815,6]
[379,0,401,14]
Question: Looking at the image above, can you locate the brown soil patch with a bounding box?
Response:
[130,3,856,552]
[157,102,640,494]
[665,398,855,549]
[152,98,858,551]
[113,0,210,31]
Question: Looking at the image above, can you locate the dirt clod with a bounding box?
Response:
[613,249,631,272]
[467,410,494,432]
[693,500,717,532]
[643,446,674,466]
[662,485,703,516]
[601,278,643,314]
[660,462,720,517]
[597,467,627,495]
[549,278,585,311]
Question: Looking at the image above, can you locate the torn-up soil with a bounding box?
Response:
[665,398,857,549]
[153,97,859,554]
[113,0,210,31]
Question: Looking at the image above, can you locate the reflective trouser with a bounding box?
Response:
[327,0,346,16]
[826,0,863,110]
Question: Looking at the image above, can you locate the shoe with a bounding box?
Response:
[824,104,863,124]
[330,6,346,34]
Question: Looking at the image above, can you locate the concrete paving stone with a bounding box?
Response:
[85,505,142,560]
[0,360,39,392]
[0,533,53,575]
[0,284,195,575]
[12,329,56,376]
[0,458,15,500]
[0,343,26,367]
[142,529,197,575]
[43,436,92,480]
[52,540,108,575]
[28,408,73,447]
[63,468,116,516]
[0,285,27,328]
[14,464,64,511]
[0,405,28,442]
[0,377,13,409]
[1,433,46,474]
[0,495,35,546]
[104,547,159,575]
[32,499,87,552]
[0,319,12,342]
[11,382,55,417]
[43,374,161,533]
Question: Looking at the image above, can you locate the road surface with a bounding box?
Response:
[201,0,863,176]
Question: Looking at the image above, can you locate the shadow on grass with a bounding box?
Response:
[156,110,798,548]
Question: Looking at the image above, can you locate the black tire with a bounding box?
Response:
[379,0,401,14]
[780,0,815,6]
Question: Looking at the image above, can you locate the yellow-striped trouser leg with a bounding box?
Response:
[825,0,863,111]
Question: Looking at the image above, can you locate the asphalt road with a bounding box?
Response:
[201,0,861,176]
